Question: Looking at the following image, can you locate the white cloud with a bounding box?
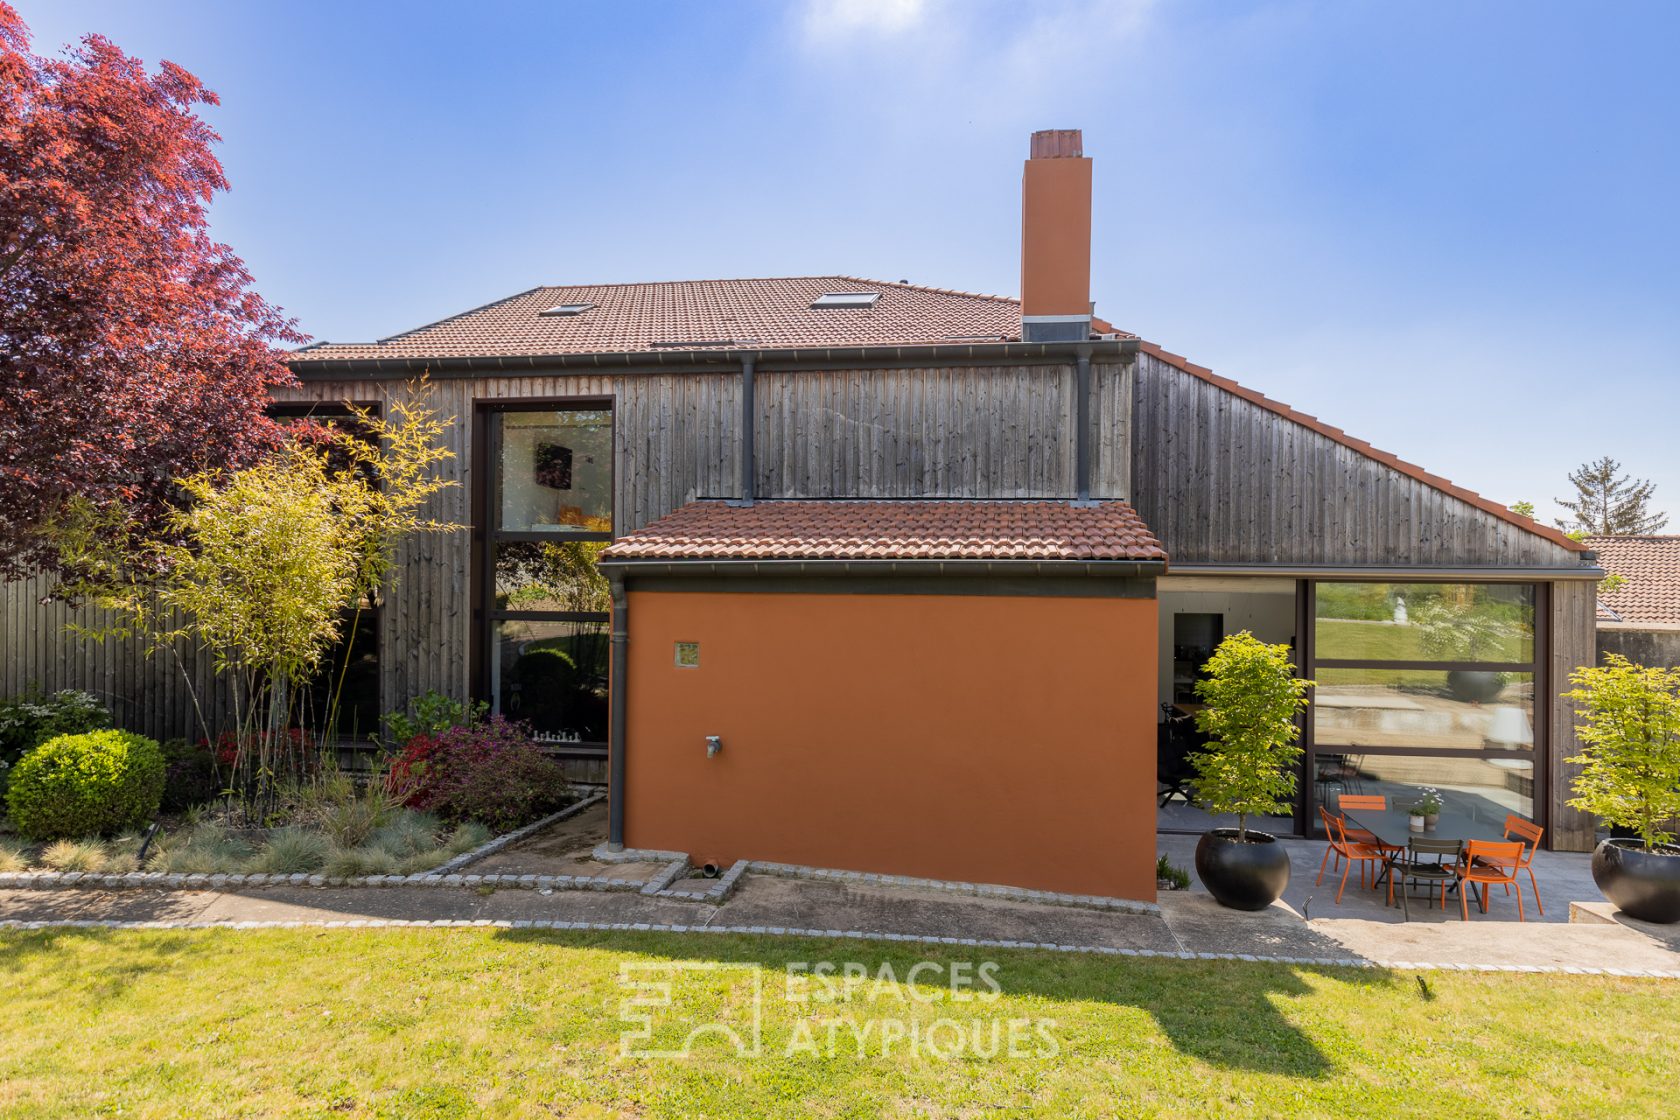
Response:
[798,0,937,45]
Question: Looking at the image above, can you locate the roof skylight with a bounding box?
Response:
[809,292,880,309]
[538,303,595,317]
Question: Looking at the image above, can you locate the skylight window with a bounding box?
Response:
[809,292,880,309]
[538,303,594,317]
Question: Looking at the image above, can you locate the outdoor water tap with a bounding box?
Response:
[706,735,723,758]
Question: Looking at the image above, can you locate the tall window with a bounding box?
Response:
[1309,582,1541,827]
[269,401,383,742]
[478,404,613,749]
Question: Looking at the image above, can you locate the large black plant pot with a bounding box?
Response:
[1592,838,1680,924]
[1446,669,1506,703]
[1195,828,1291,911]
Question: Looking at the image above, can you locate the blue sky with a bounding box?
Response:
[18,0,1679,527]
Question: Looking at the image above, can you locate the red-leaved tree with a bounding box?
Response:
[0,4,301,580]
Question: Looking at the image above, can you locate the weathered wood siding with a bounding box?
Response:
[7,359,1131,738]
[1549,578,1599,850]
[1130,352,1582,567]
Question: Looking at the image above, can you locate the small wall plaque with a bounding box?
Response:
[674,641,700,669]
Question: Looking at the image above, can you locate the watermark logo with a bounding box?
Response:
[618,959,1058,1060]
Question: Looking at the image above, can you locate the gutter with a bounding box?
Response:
[595,558,1168,580]
[606,573,629,851]
[1165,562,1606,581]
[286,338,1136,379]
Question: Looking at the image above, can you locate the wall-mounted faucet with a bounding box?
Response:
[706,735,723,758]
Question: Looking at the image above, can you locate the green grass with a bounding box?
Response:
[1314,620,1530,665]
[1,929,1675,1118]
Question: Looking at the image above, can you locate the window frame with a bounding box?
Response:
[1302,578,1549,839]
[267,400,386,744]
[471,397,615,756]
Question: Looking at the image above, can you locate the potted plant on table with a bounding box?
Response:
[1411,788,1443,832]
[1565,655,1680,924]
[1189,632,1314,911]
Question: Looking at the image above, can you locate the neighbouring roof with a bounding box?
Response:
[289,276,1066,362]
[599,499,1168,563]
[1586,536,1680,625]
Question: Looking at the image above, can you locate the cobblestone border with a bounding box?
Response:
[0,793,612,893]
[1,916,1674,978]
[590,846,1160,914]
[744,859,1161,915]
[431,793,604,874]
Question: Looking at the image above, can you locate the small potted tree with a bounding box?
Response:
[1566,656,1680,924]
[1189,632,1314,911]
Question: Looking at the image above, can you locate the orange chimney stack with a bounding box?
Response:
[1020,129,1092,343]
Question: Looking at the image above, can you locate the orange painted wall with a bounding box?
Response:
[621,589,1159,901]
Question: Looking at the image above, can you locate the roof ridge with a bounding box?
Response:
[1135,340,1591,556]
[1586,534,1680,542]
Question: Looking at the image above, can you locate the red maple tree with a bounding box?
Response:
[0,3,302,580]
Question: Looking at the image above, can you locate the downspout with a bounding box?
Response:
[606,572,629,850]
[738,354,756,505]
[1074,345,1093,503]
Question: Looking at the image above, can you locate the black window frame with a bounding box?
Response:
[471,398,615,756]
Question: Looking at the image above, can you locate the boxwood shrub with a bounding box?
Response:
[5,729,166,840]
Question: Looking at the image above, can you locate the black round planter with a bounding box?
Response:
[1195,828,1291,911]
[1591,838,1680,924]
[1446,669,1506,703]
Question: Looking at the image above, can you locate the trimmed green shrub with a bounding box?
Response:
[6,730,165,840]
[0,689,112,794]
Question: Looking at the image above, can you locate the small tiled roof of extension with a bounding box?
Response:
[288,276,1075,362]
[1587,535,1680,626]
[599,499,1168,564]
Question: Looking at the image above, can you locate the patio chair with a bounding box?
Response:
[1386,837,1462,920]
[1334,794,1405,858]
[1458,839,1528,922]
[1322,811,1388,904]
[1156,708,1200,808]
[1490,815,1546,917]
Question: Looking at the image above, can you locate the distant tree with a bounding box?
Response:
[0,4,300,580]
[1554,457,1668,536]
[1510,500,1536,518]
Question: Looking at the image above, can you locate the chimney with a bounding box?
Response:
[1020,129,1092,343]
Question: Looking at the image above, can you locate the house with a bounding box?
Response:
[1,130,1604,900]
[1588,535,1680,669]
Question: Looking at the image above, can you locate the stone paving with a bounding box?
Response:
[1,811,1676,977]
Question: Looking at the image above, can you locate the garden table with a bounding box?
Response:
[1340,806,1511,901]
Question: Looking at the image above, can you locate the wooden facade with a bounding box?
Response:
[1,344,1605,844]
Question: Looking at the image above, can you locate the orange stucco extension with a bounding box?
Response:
[621,588,1159,901]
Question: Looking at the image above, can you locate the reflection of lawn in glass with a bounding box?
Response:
[1314,619,1530,668]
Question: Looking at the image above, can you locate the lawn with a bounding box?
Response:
[1,927,1675,1119]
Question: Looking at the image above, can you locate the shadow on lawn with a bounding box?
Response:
[0,926,215,1002]
[495,927,1388,1077]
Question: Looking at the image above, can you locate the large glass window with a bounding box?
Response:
[480,404,613,748]
[1309,581,1541,830]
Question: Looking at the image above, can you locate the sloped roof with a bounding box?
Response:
[599,499,1167,563]
[1587,536,1680,625]
[289,277,1054,362]
[286,273,1582,558]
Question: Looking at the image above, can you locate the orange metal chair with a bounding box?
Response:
[1458,839,1528,921]
[1335,794,1404,858]
[1498,815,1546,917]
[1322,811,1389,904]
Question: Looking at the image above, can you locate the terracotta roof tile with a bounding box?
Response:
[1587,536,1680,625]
[289,276,1085,362]
[600,499,1168,564]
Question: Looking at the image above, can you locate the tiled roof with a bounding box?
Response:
[289,277,1069,362]
[599,499,1168,563]
[1586,536,1680,625]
